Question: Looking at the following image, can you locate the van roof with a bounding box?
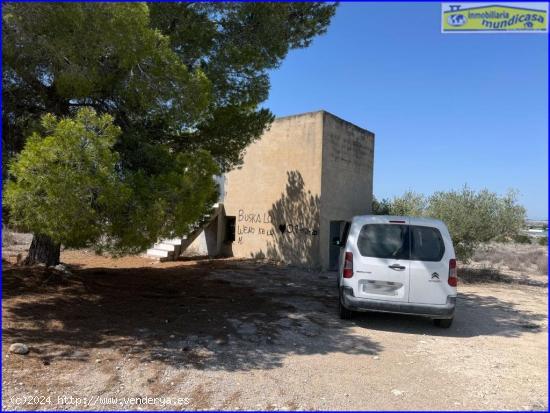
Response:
[351,215,446,228]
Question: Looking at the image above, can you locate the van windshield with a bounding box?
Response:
[357,224,409,259]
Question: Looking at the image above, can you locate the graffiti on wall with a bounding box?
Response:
[278,223,318,236]
[238,210,272,224]
[236,209,318,244]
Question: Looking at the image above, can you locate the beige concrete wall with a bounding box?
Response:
[223,111,324,267]
[319,112,375,270]
[221,110,374,270]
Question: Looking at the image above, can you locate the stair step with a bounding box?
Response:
[146,249,174,258]
[146,202,223,261]
[162,238,183,246]
[153,243,179,252]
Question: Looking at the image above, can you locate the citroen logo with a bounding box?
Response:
[431,272,440,280]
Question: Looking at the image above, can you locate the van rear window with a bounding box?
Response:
[357,224,409,259]
[410,226,445,261]
[356,224,445,261]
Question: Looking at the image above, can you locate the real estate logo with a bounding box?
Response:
[442,2,548,33]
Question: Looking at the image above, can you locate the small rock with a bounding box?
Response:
[391,389,404,396]
[115,366,121,370]
[54,264,72,275]
[9,343,29,355]
[169,334,175,339]
[373,356,380,360]
[95,359,101,363]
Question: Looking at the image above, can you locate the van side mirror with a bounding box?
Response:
[332,237,342,247]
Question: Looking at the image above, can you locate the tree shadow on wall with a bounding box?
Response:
[265,171,321,267]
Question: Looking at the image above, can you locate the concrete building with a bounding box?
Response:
[147,110,375,270]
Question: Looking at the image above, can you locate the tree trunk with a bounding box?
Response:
[23,234,60,266]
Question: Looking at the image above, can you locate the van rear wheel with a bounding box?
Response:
[433,318,453,328]
[338,295,354,320]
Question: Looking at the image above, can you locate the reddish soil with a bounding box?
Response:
[3,254,291,368]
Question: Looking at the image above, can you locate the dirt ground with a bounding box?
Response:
[1,245,548,411]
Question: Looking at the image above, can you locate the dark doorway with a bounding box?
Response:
[329,221,351,271]
[329,220,348,271]
[225,216,236,243]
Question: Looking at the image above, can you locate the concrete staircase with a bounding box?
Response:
[146,203,222,261]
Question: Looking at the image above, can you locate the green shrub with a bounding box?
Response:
[3,108,218,255]
[372,186,526,262]
[371,197,391,215]
[512,234,532,244]
[538,237,548,246]
[4,109,126,249]
[389,191,427,216]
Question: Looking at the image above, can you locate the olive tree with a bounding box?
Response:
[372,186,526,261]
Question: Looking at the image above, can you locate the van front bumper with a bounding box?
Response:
[341,287,456,319]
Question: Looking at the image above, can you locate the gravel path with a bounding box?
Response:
[2,250,548,410]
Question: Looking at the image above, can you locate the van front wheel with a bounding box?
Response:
[433,318,453,328]
[338,295,354,320]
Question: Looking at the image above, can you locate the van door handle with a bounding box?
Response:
[388,264,406,270]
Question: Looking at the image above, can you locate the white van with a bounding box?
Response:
[336,215,457,327]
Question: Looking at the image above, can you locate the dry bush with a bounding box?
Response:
[535,254,548,274]
[459,264,547,287]
[2,226,16,247]
[471,242,548,275]
[459,265,512,284]
[503,255,523,272]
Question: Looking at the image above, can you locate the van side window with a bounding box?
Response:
[410,226,445,261]
[357,224,409,259]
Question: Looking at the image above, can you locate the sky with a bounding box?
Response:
[264,2,548,220]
